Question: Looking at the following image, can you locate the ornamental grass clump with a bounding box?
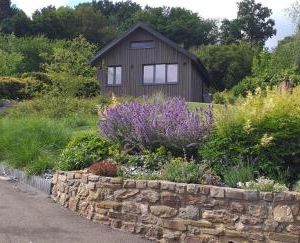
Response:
[100,97,213,156]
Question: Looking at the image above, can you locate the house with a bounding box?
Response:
[89,23,213,102]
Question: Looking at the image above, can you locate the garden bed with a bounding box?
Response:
[52,170,300,243]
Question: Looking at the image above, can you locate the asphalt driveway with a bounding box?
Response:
[0,180,149,243]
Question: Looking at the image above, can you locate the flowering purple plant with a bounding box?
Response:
[99,97,213,154]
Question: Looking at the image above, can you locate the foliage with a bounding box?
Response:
[222,163,256,188]
[6,95,100,119]
[0,0,12,21]
[0,76,37,99]
[123,6,218,48]
[238,177,288,192]
[0,49,23,76]
[88,160,118,177]
[110,146,170,171]
[100,97,213,156]
[194,43,257,90]
[56,132,111,171]
[294,180,300,192]
[219,19,243,44]
[200,87,300,185]
[44,35,96,77]
[0,116,71,174]
[237,0,276,46]
[161,157,219,184]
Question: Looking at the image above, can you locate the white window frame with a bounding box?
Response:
[143,64,178,84]
[107,66,122,86]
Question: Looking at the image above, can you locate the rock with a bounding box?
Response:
[114,189,139,200]
[123,179,136,188]
[88,174,100,182]
[135,190,160,203]
[175,183,186,194]
[230,202,245,213]
[248,204,268,218]
[210,187,225,198]
[160,219,187,231]
[122,202,143,214]
[150,206,178,218]
[96,201,122,210]
[187,219,213,228]
[268,232,299,243]
[263,219,279,232]
[225,188,244,199]
[186,184,200,194]
[287,224,300,235]
[161,191,181,207]
[69,197,79,212]
[273,205,294,222]
[147,180,160,189]
[202,210,238,224]
[178,206,200,220]
[136,180,147,189]
[161,182,176,191]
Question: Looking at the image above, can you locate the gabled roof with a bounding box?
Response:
[89,22,212,85]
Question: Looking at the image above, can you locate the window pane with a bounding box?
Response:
[130,41,155,49]
[143,65,154,84]
[155,64,166,84]
[107,67,114,85]
[167,64,178,83]
[115,67,122,85]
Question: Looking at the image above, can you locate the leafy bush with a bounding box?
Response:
[56,132,111,171]
[6,95,100,119]
[0,76,36,99]
[201,87,300,185]
[161,158,203,183]
[222,163,256,188]
[100,97,214,156]
[238,177,288,192]
[0,116,71,174]
[88,160,118,177]
[294,180,300,192]
[110,146,170,171]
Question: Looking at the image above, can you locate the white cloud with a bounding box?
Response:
[12,0,68,16]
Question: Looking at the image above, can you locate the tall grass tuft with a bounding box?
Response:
[0,117,72,174]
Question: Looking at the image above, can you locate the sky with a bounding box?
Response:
[11,0,297,48]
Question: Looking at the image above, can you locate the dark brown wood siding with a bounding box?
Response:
[96,28,205,101]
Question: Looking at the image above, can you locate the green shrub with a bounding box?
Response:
[200,87,300,186]
[110,146,170,171]
[6,96,100,119]
[0,116,71,174]
[222,163,256,188]
[0,76,36,99]
[56,132,111,171]
[238,177,288,192]
[294,180,300,192]
[161,158,201,183]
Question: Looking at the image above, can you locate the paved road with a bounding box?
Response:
[0,181,149,243]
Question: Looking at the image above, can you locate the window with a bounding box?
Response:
[167,64,178,83]
[155,64,166,84]
[143,64,178,84]
[130,40,155,49]
[107,66,122,85]
[143,65,154,84]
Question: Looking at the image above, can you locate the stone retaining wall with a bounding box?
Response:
[52,171,300,243]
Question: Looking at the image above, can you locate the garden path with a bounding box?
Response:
[0,180,149,243]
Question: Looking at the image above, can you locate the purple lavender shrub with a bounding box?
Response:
[100,97,213,156]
